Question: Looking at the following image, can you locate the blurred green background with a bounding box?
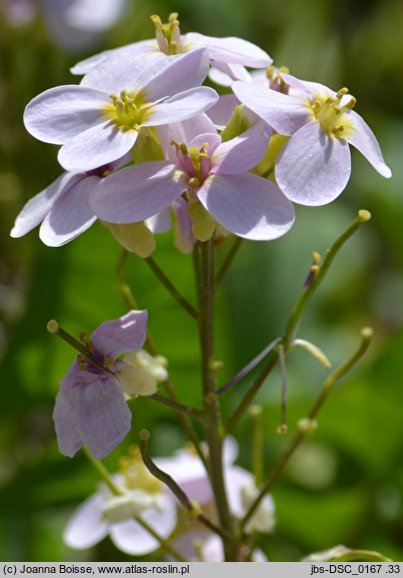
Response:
[1,0,402,562]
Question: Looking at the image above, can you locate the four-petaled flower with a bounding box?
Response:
[233,73,392,205]
[53,310,150,459]
[90,115,295,241]
[23,48,218,173]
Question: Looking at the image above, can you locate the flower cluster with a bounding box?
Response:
[11,13,391,253]
[64,439,274,559]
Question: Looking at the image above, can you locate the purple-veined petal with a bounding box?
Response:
[64,493,108,549]
[65,0,127,32]
[39,175,98,246]
[275,122,352,205]
[91,310,148,358]
[58,121,138,173]
[10,172,79,238]
[212,121,271,174]
[198,173,295,240]
[23,86,108,144]
[142,87,218,127]
[77,376,131,459]
[344,110,392,178]
[206,94,240,129]
[90,162,185,223]
[141,47,210,102]
[81,50,166,93]
[184,33,272,68]
[158,114,217,160]
[110,493,176,554]
[53,389,83,458]
[232,81,310,135]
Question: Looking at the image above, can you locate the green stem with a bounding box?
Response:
[198,240,238,560]
[215,237,243,287]
[82,446,187,562]
[116,250,208,470]
[225,210,371,433]
[139,430,231,541]
[150,393,205,421]
[239,327,373,534]
[282,210,371,349]
[145,256,199,321]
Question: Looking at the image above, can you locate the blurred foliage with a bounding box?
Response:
[1,0,403,563]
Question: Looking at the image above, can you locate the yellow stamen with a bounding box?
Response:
[308,87,355,139]
[102,90,152,131]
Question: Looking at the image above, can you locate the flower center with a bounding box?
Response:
[119,445,162,494]
[150,12,183,55]
[171,140,211,188]
[103,90,153,131]
[309,87,355,138]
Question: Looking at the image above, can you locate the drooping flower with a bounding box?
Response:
[71,12,271,77]
[90,114,295,241]
[232,73,392,205]
[23,48,218,173]
[10,154,130,247]
[64,446,177,555]
[53,310,160,459]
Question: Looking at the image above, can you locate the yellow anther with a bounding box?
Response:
[169,12,179,22]
[345,96,356,110]
[150,14,163,29]
[336,87,349,99]
[189,177,200,187]
[171,140,188,155]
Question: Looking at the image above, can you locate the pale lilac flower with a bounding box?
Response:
[71,12,271,77]
[2,0,128,51]
[53,310,148,459]
[10,154,130,246]
[41,0,128,51]
[156,436,276,534]
[232,73,392,205]
[23,48,218,173]
[171,532,267,561]
[90,115,295,241]
[64,446,177,555]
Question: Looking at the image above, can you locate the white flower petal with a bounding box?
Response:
[39,175,98,246]
[232,81,309,135]
[24,86,108,144]
[275,122,352,205]
[58,121,138,172]
[64,494,108,549]
[142,48,210,102]
[143,87,218,127]
[212,121,271,174]
[10,172,77,238]
[110,494,176,555]
[345,110,392,178]
[184,33,272,68]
